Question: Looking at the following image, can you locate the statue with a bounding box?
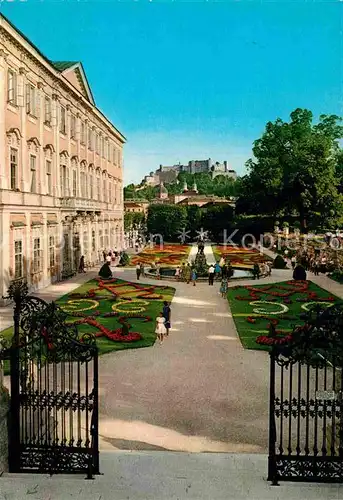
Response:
[193,244,208,277]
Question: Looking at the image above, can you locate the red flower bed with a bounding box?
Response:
[60,278,171,344]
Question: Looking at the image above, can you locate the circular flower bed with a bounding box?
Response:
[112,299,150,315]
[249,300,289,315]
[61,299,99,313]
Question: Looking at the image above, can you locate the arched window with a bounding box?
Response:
[7,128,21,191]
[27,137,40,194]
[44,144,55,196]
[89,165,94,199]
[60,150,69,197]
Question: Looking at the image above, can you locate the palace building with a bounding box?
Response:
[0,14,125,299]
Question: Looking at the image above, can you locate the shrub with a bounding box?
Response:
[273,254,287,269]
[293,265,307,281]
[119,252,130,266]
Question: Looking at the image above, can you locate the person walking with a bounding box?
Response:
[156,263,161,279]
[208,264,215,285]
[214,261,221,281]
[291,255,296,270]
[181,263,186,282]
[191,268,197,286]
[78,255,86,273]
[175,266,181,281]
[162,301,171,336]
[106,252,112,265]
[136,263,141,280]
[155,312,166,344]
[253,263,260,280]
[140,262,145,277]
[220,277,228,298]
[185,263,191,284]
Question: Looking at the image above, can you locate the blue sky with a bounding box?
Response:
[1,1,341,184]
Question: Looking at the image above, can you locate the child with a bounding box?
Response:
[220,277,228,298]
[155,312,166,344]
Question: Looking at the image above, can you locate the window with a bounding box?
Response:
[30,155,37,193]
[80,121,85,144]
[112,146,116,164]
[88,128,92,150]
[97,177,101,200]
[83,231,88,256]
[46,159,52,195]
[101,137,104,157]
[95,134,99,154]
[118,150,121,168]
[26,84,37,116]
[14,240,23,279]
[105,228,109,248]
[60,164,67,196]
[103,179,107,201]
[89,172,93,199]
[63,233,69,261]
[70,114,76,139]
[107,142,111,161]
[49,236,55,268]
[109,182,112,203]
[73,170,77,197]
[7,69,17,104]
[99,230,103,249]
[10,148,18,190]
[44,96,51,125]
[92,230,96,252]
[80,171,86,198]
[33,237,42,273]
[60,105,66,134]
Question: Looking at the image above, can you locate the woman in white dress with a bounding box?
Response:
[155,312,167,344]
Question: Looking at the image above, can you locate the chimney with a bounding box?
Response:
[224,161,228,172]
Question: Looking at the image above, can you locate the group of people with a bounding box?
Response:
[135,262,146,280]
[286,249,335,275]
[155,301,171,345]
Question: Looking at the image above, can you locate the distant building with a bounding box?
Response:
[151,182,236,209]
[124,200,149,214]
[142,158,237,186]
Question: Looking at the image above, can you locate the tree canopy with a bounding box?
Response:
[237,109,343,230]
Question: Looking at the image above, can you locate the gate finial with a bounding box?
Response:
[3,279,29,303]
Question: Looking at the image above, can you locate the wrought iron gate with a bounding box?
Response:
[5,280,99,476]
[268,303,343,484]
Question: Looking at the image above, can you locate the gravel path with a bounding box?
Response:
[98,267,271,453]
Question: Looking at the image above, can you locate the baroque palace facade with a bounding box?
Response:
[0,14,125,298]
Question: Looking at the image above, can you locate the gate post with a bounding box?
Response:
[268,348,279,485]
[8,294,21,472]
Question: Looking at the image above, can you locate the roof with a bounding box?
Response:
[51,61,78,71]
[52,60,95,105]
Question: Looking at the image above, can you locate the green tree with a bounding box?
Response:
[146,204,188,241]
[241,109,343,231]
[201,204,235,241]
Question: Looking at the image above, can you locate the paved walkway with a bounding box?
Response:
[1,451,343,499]
[98,266,272,453]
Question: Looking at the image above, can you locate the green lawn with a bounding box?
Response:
[227,280,341,351]
[0,278,175,373]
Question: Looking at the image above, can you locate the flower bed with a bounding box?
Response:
[130,244,190,266]
[227,280,341,350]
[214,245,271,268]
[56,278,175,354]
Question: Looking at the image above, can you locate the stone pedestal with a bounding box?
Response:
[0,384,9,474]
